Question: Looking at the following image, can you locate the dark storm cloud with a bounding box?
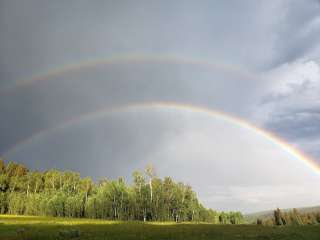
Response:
[6,110,187,180]
[0,61,262,156]
[271,0,320,67]
[0,0,291,86]
[1,0,318,84]
[265,106,320,140]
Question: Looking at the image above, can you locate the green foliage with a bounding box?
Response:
[7,192,25,215]
[0,192,7,213]
[258,208,320,226]
[274,208,284,226]
[25,193,42,215]
[0,160,244,223]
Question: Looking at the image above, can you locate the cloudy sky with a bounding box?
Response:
[1,0,320,213]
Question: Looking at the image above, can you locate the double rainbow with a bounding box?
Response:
[2,54,319,175]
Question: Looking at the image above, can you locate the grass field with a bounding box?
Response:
[0,215,319,240]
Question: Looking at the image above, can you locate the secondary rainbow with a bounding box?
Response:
[1,53,261,94]
[3,101,320,175]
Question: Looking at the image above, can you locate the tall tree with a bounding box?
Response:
[0,159,5,174]
[145,164,155,202]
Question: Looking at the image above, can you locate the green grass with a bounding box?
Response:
[0,215,319,240]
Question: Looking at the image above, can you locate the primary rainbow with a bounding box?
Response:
[3,101,320,175]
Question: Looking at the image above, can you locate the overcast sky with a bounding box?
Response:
[1,0,320,213]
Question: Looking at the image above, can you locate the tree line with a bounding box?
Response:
[257,208,320,226]
[0,159,244,224]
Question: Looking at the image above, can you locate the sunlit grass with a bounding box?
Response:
[0,214,122,225]
[0,215,319,240]
[0,214,194,226]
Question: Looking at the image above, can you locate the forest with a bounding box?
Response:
[0,159,244,224]
[256,208,320,226]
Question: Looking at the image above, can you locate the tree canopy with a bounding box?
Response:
[0,159,244,223]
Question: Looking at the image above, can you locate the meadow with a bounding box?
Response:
[0,215,320,240]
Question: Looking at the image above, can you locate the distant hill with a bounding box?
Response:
[245,206,320,223]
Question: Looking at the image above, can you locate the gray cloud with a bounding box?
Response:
[265,106,320,140]
[0,61,263,156]
[255,60,320,162]
[0,0,297,85]
[5,110,187,179]
[271,0,320,66]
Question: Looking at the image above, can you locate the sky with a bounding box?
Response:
[0,0,320,213]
